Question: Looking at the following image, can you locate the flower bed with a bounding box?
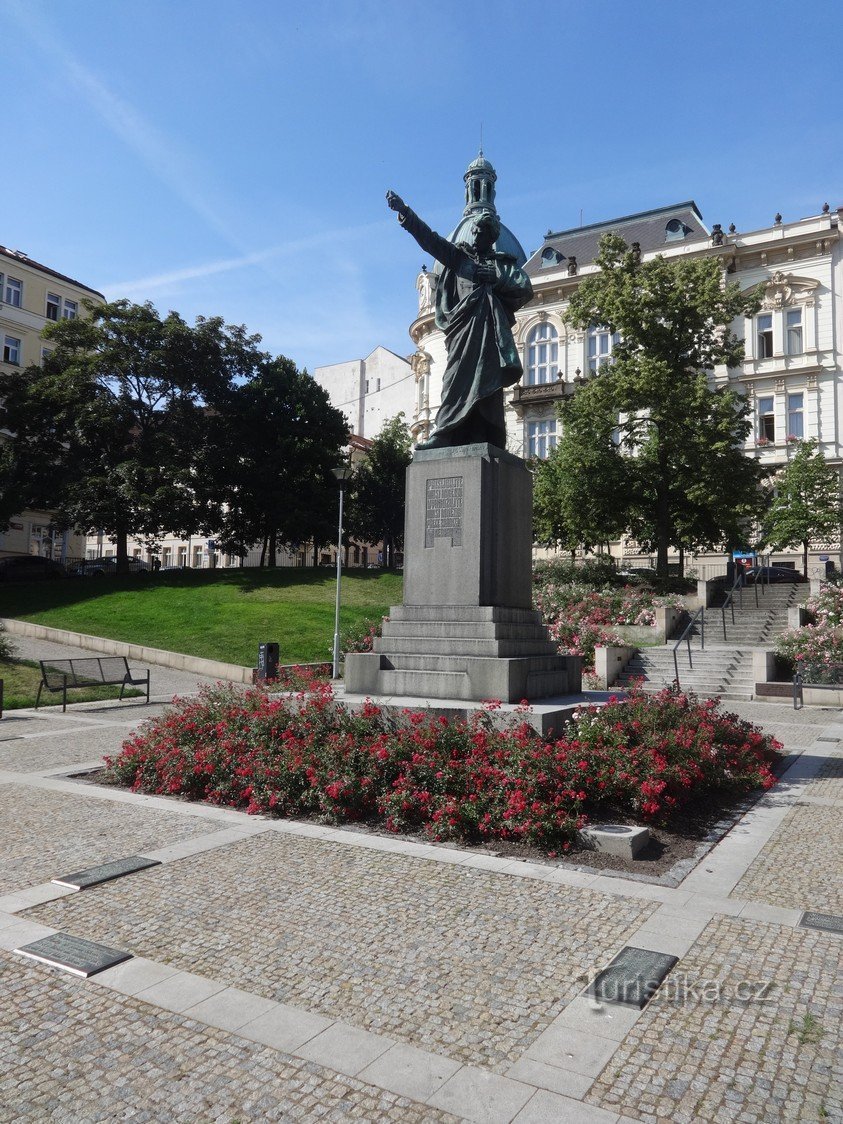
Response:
[775,581,843,684]
[105,684,780,851]
[533,574,685,676]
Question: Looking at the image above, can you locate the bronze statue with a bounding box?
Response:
[386,190,532,450]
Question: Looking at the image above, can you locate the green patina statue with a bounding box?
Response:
[386,186,532,450]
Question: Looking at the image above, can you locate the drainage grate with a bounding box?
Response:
[52,855,160,890]
[587,946,679,1009]
[800,911,843,936]
[15,933,133,977]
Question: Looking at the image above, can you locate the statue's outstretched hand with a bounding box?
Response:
[386,190,407,216]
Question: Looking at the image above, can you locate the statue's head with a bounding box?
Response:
[470,211,500,253]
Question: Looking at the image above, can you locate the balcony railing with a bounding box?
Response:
[511,379,571,408]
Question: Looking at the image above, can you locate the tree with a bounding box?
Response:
[761,440,841,575]
[630,373,766,563]
[1,300,265,571]
[533,376,631,555]
[565,234,761,576]
[347,415,413,569]
[199,357,349,566]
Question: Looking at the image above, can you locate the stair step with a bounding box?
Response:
[375,637,558,657]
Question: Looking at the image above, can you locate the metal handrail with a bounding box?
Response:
[673,606,705,690]
[720,575,741,639]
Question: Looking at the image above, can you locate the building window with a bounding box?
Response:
[756,314,774,359]
[787,392,804,439]
[665,218,692,241]
[46,292,61,321]
[3,335,21,364]
[41,347,52,364]
[757,395,775,442]
[786,309,803,355]
[4,277,22,307]
[177,546,187,567]
[587,325,619,372]
[162,547,173,567]
[527,419,557,459]
[525,322,559,385]
[62,299,78,320]
[192,545,203,567]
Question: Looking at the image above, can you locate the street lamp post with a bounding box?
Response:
[332,460,352,679]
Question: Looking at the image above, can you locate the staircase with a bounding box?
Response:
[615,583,809,700]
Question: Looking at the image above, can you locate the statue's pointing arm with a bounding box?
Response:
[386,190,462,273]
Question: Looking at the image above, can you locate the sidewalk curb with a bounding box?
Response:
[0,618,252,684]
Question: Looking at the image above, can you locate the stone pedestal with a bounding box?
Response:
[344,444,580,703]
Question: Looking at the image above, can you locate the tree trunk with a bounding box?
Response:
[259,536,267,568]
[115,526,129,575]
[803,540,809,579]
[268,529,277,568]
[312,539,319,567]
[655,440,671,578]
[678,544,685,578]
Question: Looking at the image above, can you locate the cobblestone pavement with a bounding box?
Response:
[30,831,655,1073]
[0,715,148,772]
[0,783,218,895]
[587,916,843,1124]
[720,701,832,727]
[730,802,843,913]
[0,951,454,1124]
[804,754,843,801]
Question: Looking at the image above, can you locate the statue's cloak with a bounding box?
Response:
[399,208,532,436]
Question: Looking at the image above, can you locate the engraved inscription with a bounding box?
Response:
[425,476,464,548]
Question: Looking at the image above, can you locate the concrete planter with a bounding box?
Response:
[613,606,686,646]
[594,644,636,689]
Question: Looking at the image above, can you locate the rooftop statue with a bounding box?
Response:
[386,178,532,450]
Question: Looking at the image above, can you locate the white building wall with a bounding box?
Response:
[314,346,411,441]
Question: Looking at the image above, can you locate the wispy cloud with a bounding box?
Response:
[5,0,244,252]
[103,218,391,298]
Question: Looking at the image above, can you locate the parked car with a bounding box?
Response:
[0,555,67,581]
[744,565,804,584]
[68,557,151,577]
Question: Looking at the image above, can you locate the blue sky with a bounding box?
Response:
[4,0,842,373]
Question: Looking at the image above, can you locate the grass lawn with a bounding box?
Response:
[1,658,145,710]
[0,569,403,667]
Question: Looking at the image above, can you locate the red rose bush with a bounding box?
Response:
[106,683,780,849]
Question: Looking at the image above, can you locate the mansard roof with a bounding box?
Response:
[524,201,709,278]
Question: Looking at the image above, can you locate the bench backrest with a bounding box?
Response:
[40,657,131,688]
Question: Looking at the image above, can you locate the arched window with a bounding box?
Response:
[525,322,558,385]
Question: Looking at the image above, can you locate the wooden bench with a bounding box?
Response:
[36,657,150,712]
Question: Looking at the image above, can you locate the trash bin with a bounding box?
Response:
[258,642,280,681]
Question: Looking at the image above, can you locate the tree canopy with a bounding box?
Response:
[533,375,630,554]
[559,233,764,574]
[760,440,841,575]
[0,299,347,571]
[346,415,413,568]
[199,356,348,566]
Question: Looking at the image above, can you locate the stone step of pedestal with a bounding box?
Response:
[374,636,558,658]
[380,620,552,642]
[378,668,472,699]
[381,652,568,674]
[388,604,544,625]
